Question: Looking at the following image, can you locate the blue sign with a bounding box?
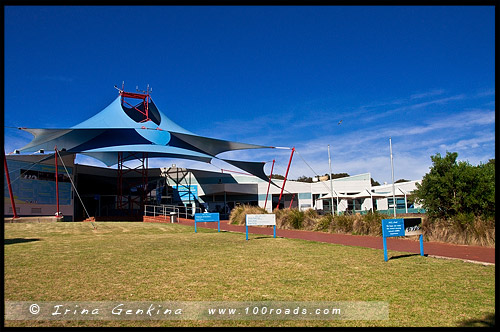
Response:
[382,218,424,261]
[173,185,198,202]
[194,213,220,233]
[382,218,405,237]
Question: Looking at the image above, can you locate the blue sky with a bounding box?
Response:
[4,6,495,184]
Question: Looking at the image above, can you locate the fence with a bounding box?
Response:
[354,208,425,215]
[143,204,202,221]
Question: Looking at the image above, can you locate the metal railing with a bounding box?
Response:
[144,204,203,220]
[144,205,176,221]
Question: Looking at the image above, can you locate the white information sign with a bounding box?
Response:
[246,214,276,226]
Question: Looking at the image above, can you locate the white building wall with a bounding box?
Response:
[361,197,373,211]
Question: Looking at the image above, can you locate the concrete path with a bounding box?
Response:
[177,218,495,265]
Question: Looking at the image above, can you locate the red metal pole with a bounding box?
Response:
[277,147,295,210]
[55,147,60,217]
[289,194,295,209]
[264,159,275,210]
[4,152,19,218]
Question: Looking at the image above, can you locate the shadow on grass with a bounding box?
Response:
[4,238,41,245]
[252,236,277,240]
[389,253,428,260]
[459,313,495,327]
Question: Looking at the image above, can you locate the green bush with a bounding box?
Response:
[359,211,383,236]
[313,214,333,232]
[289,209,305,229]
[423,214,495,246]
[274,208,304,229]
[332,214,353,234]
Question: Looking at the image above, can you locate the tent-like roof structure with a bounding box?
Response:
[17,89,276,182]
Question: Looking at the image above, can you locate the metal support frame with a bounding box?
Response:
[162,166,195,216]
[119,86,152,123]
[276,147,295,209]
[114,84,153,214]
[116,151,149,214]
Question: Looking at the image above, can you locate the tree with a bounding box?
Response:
[271,174,285,180]
[395,179,410,183]
[413,152,495,219]
[468,159,495,217]
[371,178,380,186]
[296,176,313,183]
[324,173,350,180]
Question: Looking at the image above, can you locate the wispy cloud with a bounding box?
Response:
[410,89,445,100]
[438,131,495,151]
[361,94,466,123]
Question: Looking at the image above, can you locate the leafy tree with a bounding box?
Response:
[413,152,495,219]
[395,179,410,183]
[468,159,495,217]
[296,176,313,183]
[323,173,350,180]
[371,178,380,186]
[271,174,285,180]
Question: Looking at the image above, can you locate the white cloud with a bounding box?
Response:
[437,131,495,152]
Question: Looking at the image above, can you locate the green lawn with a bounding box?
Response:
[4,222,495,327]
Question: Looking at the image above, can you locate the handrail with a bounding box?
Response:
[144,204,203,219]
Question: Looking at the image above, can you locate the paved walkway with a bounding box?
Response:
[176,218,495,265]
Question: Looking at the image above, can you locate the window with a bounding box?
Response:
[387,198,407,209]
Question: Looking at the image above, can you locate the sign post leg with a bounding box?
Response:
[273,225,276,238]
[383,237,388,262]
[194,221,197,233]
[419,234,424,256]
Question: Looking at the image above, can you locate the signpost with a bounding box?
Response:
[382,217,424,261]
[194,213,220,233]
[245,214,276,240]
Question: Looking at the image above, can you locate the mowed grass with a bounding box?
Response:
[4,222,495,327]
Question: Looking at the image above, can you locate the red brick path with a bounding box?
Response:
[171,218,495,264]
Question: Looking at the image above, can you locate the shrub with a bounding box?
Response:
[360,211,383,236]
[229,204,267,225]
[332,214,353,234]
[423,214,495,246]
[313,214,334,232]
[275,208,304,229]
[302,208,319,231]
